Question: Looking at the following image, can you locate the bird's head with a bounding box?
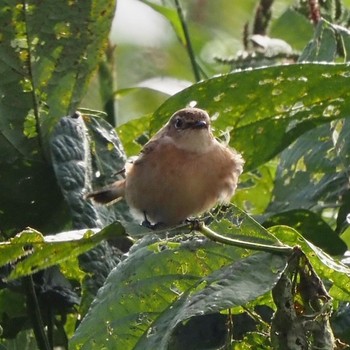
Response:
[166,108,214,153]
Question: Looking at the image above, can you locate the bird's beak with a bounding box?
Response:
[192,120,208,129]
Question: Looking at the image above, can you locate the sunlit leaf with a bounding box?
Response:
[115,77,191,98]
[151,63,350,171]
[0,222,128,280]
[70,232,287,350]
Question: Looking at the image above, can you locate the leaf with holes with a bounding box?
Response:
[70,234,287,350]
[151,63,350,171]
[0,0,115,233]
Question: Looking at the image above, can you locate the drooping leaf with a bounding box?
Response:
[270,225,350,301]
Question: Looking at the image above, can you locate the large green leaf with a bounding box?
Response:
[70,205,287,349]
[70,233,287,350]
[151,63,350,171]
[0,0,115,233]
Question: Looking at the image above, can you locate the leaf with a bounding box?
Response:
[50,113,134,228]
[115,77,192,98]
[50,114,100,228]
[0,0,115,232]
[299,19,338,62]
[299,19,350,63]
[142,1,186,44]
[0,228,44,268]
[233,163,276,214]
[267,120,350,219]
[70,233,287,350]
[0,222,128,280]
[270,225,350,301]
[84,113,136,225]
[135,253,285,350]
[264,209,347,255]
[208,204,284,248]
[151,63,350,171]
[270,7,313,51]
[117,114,152,156]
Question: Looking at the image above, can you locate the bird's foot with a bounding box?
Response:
[142,212,166,230]
[184,218,202,231]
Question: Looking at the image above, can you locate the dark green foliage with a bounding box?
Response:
[0,0,115,234]
[1,1,350,349]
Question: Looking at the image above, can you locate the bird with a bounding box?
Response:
[87,107,244,228]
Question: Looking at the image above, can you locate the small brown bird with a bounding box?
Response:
[87,107,244,227]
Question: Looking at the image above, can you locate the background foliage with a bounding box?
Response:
[1,0,350,349]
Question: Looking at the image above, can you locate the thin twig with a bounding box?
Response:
[22,0,46,161]
[174,0,201,82]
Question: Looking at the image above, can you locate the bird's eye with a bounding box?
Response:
[174,117,184,129]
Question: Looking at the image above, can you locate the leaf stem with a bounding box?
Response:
[195,222,293,255]
[22,1,46,160]
[174,0,201,82]
[23,276,51,350]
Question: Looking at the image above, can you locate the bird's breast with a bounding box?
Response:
[124,141,242,225]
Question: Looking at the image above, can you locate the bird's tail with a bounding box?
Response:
[86,180,125,204]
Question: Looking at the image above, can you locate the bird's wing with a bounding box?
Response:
[86,180,125,204]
